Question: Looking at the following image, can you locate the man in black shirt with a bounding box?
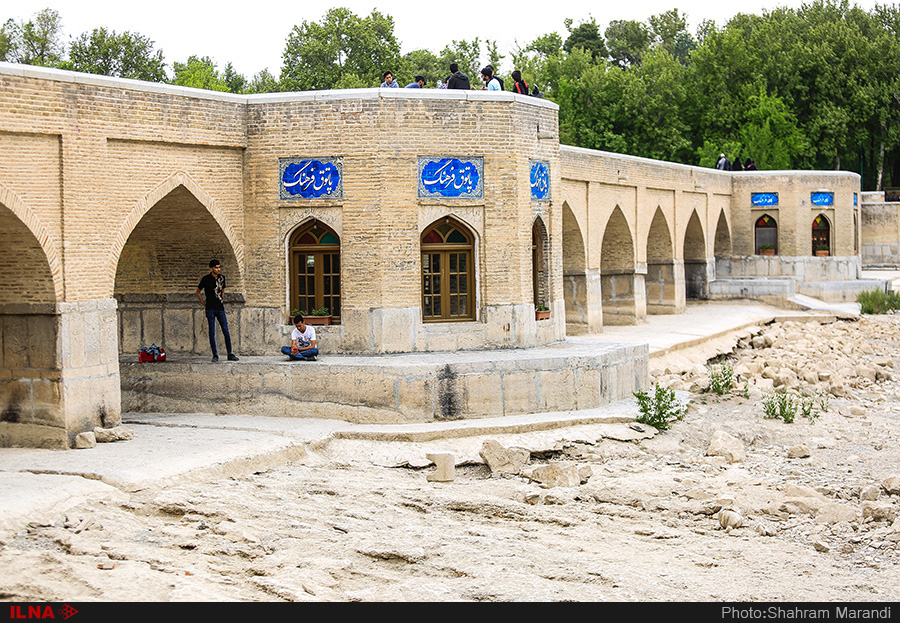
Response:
[447,63,470,90]
[196,259,239,362]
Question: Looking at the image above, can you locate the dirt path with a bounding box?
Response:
[1,316,899,601]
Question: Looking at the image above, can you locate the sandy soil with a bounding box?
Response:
[1,315,899,602]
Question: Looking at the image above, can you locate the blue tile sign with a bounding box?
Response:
[280,158,342,199]
[811,192,834,206]
[751,192,779,206]
[530,161,550,200]
[418,157,483,198]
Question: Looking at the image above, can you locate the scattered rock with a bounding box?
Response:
[707,431,746,463]
[718,508,743,529]
[882,475,900,495]
[479,440,530,475]
[787,444,811,459]
[94,426,134,442]
[75,432,96,449]
[524,463,583,488]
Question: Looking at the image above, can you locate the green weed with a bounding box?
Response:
[633,384,687,431]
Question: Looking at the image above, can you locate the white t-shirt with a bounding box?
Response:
[291,325,316,348]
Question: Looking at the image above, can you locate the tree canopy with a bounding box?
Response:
[3,2,900,188]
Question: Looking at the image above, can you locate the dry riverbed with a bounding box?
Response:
[1,315,899,601]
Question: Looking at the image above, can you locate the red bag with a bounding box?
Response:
[138,347,166,362]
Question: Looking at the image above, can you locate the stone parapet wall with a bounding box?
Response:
[120,341,648,423]
[861,192,900,267]
[715,255,861,281]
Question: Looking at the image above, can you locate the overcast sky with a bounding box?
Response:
[7,0,886,78]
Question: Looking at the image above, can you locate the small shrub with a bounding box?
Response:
[761,390,798,423]
[799,394,820,424]
[633,384,687,431]
[857,288,900,314]
[707,362,735,396]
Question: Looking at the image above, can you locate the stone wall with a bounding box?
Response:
[861,191,900,267]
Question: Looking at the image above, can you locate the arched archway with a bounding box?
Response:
[0,200,66,447]
[683,210,709,299]
[562,202,591,332]
[421,217,475,322]
[644,207,682,314]
[601,207,641,325]
[114,184,244,354]
[714,209,732,258]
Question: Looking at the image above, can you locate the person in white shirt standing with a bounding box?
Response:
[281,315,319,361]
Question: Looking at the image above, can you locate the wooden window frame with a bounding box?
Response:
[421,218,475,322]
[289,222,341,322]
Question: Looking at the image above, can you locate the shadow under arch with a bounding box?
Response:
[113,174,245,354]
[109,171,245,293]
[562,201,589,331]
[644,206,682,315]
[601,206,641,325]
[532,215,550,309]
[683,209,709,300]
[0,185,62,303]
[714,208,732,258]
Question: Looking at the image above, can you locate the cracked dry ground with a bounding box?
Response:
[1,316,900,602]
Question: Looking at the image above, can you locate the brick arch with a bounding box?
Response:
[601,206,635,272]
[646,207,674,262]
[0,184,63,302]
[714,208,732,257]
[108,171,244,292]
[683,209,707,260]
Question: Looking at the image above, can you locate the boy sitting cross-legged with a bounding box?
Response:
[281,315,319,361]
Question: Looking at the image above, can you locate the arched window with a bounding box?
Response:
[421,218,474,321]
[532,218,549,308]
[755,214,777,254]
[812,214,830,255]
[290,222,341,320]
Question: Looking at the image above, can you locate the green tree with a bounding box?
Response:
[739,87,809,169]
[0,19,15,61]
[14,8,64,65]
[439,38,481,82]
[247,68,281,93]
[281,8,401,91]
[399,48,444,88]
[563,17,607,60]
[66,27,166,82]
[171,55,230,92]
[605,19,650,68]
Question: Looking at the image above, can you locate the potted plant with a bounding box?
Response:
[814,244,830,257]
[535,303,550,321]
[302,306,332,325]
[758,244,776,256]
[289,308,300,324]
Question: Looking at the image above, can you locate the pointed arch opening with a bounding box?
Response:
[562,202,589,329]
[714,210,732,258]
[421,217,475,322]
[290,220,341,320]
[0,203,57,305]
[683,210,709,300]
[114,184,244,354]
[601,207,639,325]
[645,207,678,314]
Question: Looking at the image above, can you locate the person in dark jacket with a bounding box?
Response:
[447,63,471,90]
[511,70,529,95]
